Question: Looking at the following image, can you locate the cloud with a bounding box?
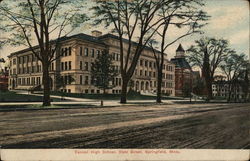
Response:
[205,5,249,30]
[229,29,249,45]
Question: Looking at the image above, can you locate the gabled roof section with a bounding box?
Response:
[9,32,162,57]
[99,33,162,53]
[9,33,106,57]
[176,44,185,52]
[170,57,191,69]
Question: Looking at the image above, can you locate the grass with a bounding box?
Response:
[0,103,96,110]
[50,91,184,100]
[0,91,62,102]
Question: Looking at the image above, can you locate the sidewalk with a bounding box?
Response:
[1,90,205,108]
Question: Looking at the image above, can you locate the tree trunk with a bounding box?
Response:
[227,83,232,102]
[42,62,51,106]
[204,75,212,101]
[156,71,163,103]
[120,77,129,104]
[207,77,213,100]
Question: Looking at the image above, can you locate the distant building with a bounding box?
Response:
[212,80,245,101]
[170,44,193,97]
[8,31,175,96]
[0,67,9,91]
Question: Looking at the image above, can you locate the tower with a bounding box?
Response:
[175,44,185,58]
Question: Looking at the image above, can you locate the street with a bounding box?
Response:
[0,103,249,149]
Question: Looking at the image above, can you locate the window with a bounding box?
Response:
[13,59,16,65]
[13,69,16,74]
[69,47,72,55]
[61,48,64,56]
[65,62,68,70]
[23,56,26,63]
[97,50,100,57]
[140,70,142,76]
[85,76,89,85]
[145,60,148,67]
[116,53,120,61]
[80,61,82,70]
[85,62,88,71]
[68,89,71,93]
[149,62,152,68]
[116,78,118,86]
[31,66,34,73]
[37,77,41,85]
[91,76,94,85]
[119,78,121,86]
[145,71,147,76]
[91,49,95,57]
[140,60,143,66]
[51,63,54,71]
[69,61,71,70]
[80,47,83,56]
[61,62,64,70]
[64,76,67,84]
[84,48,88,56]
[27,78,30,85]
[68,75,73,84]
[80,75,83,84]
[33,55,36,62]
[65,48,68,56]
[85,89,89,94]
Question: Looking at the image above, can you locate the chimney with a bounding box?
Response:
[91,30,102,37]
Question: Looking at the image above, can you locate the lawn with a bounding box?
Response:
[0,103,96,110]
[0,91,62,102]
[50,91,184,100]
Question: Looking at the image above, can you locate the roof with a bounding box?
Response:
[9,32,161,57]
[9,33,106,57]
[99,33,162,53]
[176,44,185,52]
[170,57,191,69]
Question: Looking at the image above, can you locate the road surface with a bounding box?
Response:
[0,103,249,148]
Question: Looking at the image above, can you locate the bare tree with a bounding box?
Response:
[187,37,235,100]
[220,53,247,102]
[0,0,88,106]
[93,0,169,103]
[148,0,208,103]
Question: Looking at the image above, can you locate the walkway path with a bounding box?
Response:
[2,90,200,107]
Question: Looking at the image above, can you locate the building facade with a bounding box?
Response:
[8,31,175,96]
[0,67,8,91]
[170,44,193,97]
[212,80,245,101]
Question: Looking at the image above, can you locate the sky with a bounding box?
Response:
[0,0,249,67]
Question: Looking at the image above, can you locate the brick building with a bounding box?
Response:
[170,44,193,97]
[0,67,9,91]
[8,31,175,96]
